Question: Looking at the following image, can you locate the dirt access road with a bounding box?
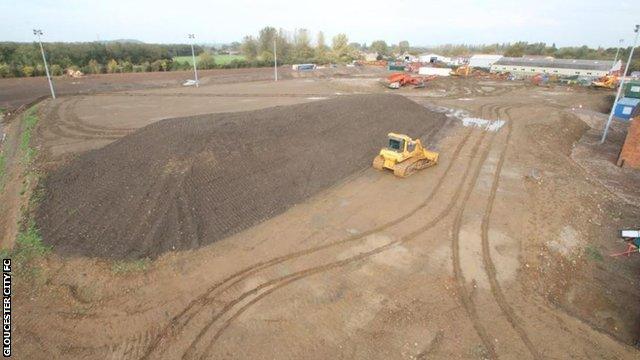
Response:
[6,73,640,359]
[0,65,382,110]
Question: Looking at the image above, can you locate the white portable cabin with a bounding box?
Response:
[469,54,503,69]
[418,53,451,64]
[418,67,451,76]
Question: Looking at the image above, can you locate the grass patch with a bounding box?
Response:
[0,105,48,281]
[20,106,39,165]
[173,54,245,66]
[585,245,604,262]
[471,344,490,360]
[112,258,150,274]
[0,152,6,191]
[13,220,50,261]
[0,220,50,281]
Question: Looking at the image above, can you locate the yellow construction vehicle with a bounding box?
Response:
[592,75,619,89]
[372,133,439,178]
[450,65,471,77]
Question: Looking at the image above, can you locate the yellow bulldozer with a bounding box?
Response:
[450,65,471,77]
[372,133,439,178]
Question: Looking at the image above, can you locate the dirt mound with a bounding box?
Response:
[36,94,447,259]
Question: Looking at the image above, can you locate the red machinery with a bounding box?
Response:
[386,73,434,89]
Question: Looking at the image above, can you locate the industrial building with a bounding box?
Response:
[418,53,450,64]
[469,54,503,69]
[490,57,621,77]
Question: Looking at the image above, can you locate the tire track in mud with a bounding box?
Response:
[54,104,459,358]
[113,92,333,99]
[188,129,492,360]
[479,108,542,360]
[468,102,634,358]
[64,97,135,132]
[185,111,504,359]
[450,113,502,359]
[416,330,445,360]
[43,98,129,141]
[140,107,491,359]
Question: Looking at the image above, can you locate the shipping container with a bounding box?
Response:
[623,81,640,99]
[387,64,406,71]
[613,97,640,120]
[292,64,316,71]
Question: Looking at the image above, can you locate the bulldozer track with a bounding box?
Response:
[42,98,131,142]
[415,330,445,360]
[450,105,504,359]
[113,92,334,99]
[474,102,602,359]
[189,128,492,359]
[448,102,542,360]
[479,108,542,360]
[140,112,486,359]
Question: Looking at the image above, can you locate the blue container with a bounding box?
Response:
[614,97,640,121]
[296,64,316,71]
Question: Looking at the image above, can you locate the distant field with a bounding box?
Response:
[173,54,245,65]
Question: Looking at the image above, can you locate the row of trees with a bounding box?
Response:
[1,34,638,78]
[238,27,415,64]
[0,41,207,78]
[239,30,639,73]
[239,28,361,64]
[0,40,278,78]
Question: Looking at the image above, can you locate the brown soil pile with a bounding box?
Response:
[36,94,447,259]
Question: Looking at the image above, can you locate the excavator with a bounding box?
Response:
[372,133,439,178]
[386,73,426,89]
[592,75,619,89]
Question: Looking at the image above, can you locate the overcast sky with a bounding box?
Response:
[1,0,638,47]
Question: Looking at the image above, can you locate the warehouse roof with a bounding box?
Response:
[494,57,615,71]
[470,54,503,59]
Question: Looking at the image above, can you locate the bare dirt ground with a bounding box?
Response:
[0,65,384,110]
[3,69,640,359]
[37,95,446,259]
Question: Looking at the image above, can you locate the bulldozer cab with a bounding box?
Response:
[388,137,405,152]
[387,133,416,153]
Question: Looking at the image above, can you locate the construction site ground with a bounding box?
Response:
[1,67,639,359]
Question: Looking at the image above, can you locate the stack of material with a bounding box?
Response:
[65,69,83,78]
[618,107,640,168]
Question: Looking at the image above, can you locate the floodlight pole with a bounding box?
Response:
[613,39,624,65]
[274,38,278,81]
[601,25,639,144]
[188,34,199,87]
[33,29,56,99]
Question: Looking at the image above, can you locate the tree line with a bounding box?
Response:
[240,27,357,64]
[239,27,415,64]
[239,29,638,74]
[0,31,638,78]
[0,41,258,78]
